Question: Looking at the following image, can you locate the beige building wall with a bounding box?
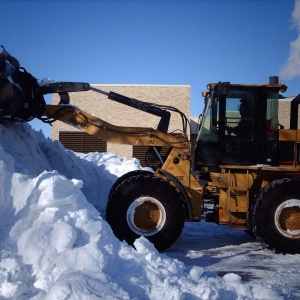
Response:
[51,84,190,158]
[278,97,300,129]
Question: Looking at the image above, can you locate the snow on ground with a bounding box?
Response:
[0,122,299,299]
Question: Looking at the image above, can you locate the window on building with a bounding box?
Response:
[59,131,107,153]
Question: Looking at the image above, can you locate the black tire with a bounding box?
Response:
[252,178,300,254]
[245,197,258,237]
[106,174,185,252]
[244,229,255,237]
[109,170,153,201]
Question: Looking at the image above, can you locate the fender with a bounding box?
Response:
[158,169,193,221]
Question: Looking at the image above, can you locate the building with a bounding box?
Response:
[51,84,190,165]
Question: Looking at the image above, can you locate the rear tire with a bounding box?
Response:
[106,174,185,251]
[252,178,300,254]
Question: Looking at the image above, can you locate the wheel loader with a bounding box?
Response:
[1,46,300,253]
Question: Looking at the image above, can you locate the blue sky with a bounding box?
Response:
[1,0,299,137]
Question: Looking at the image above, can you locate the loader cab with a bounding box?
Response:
[194,81,287,173]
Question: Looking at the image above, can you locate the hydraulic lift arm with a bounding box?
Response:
[44,104,189,149]
[41,81,190,150]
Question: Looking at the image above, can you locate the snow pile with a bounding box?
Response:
[0,122,282,299]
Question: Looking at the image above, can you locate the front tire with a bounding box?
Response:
[106,174,185,251]
[252,178,300,254]
[109,170,153,200]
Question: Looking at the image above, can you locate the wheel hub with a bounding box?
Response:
[127,196,166,236]
[136,205,155,223]
[283,209,299,226]
[275,199,300,239]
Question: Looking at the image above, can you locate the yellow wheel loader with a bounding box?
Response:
[1,46,299,253]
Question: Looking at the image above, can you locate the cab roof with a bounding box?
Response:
[208,82,287,92]
[202,82,288,97]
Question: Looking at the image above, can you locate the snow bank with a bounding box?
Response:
[0,122,282,299]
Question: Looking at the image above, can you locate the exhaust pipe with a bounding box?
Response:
[269,76,279,84]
